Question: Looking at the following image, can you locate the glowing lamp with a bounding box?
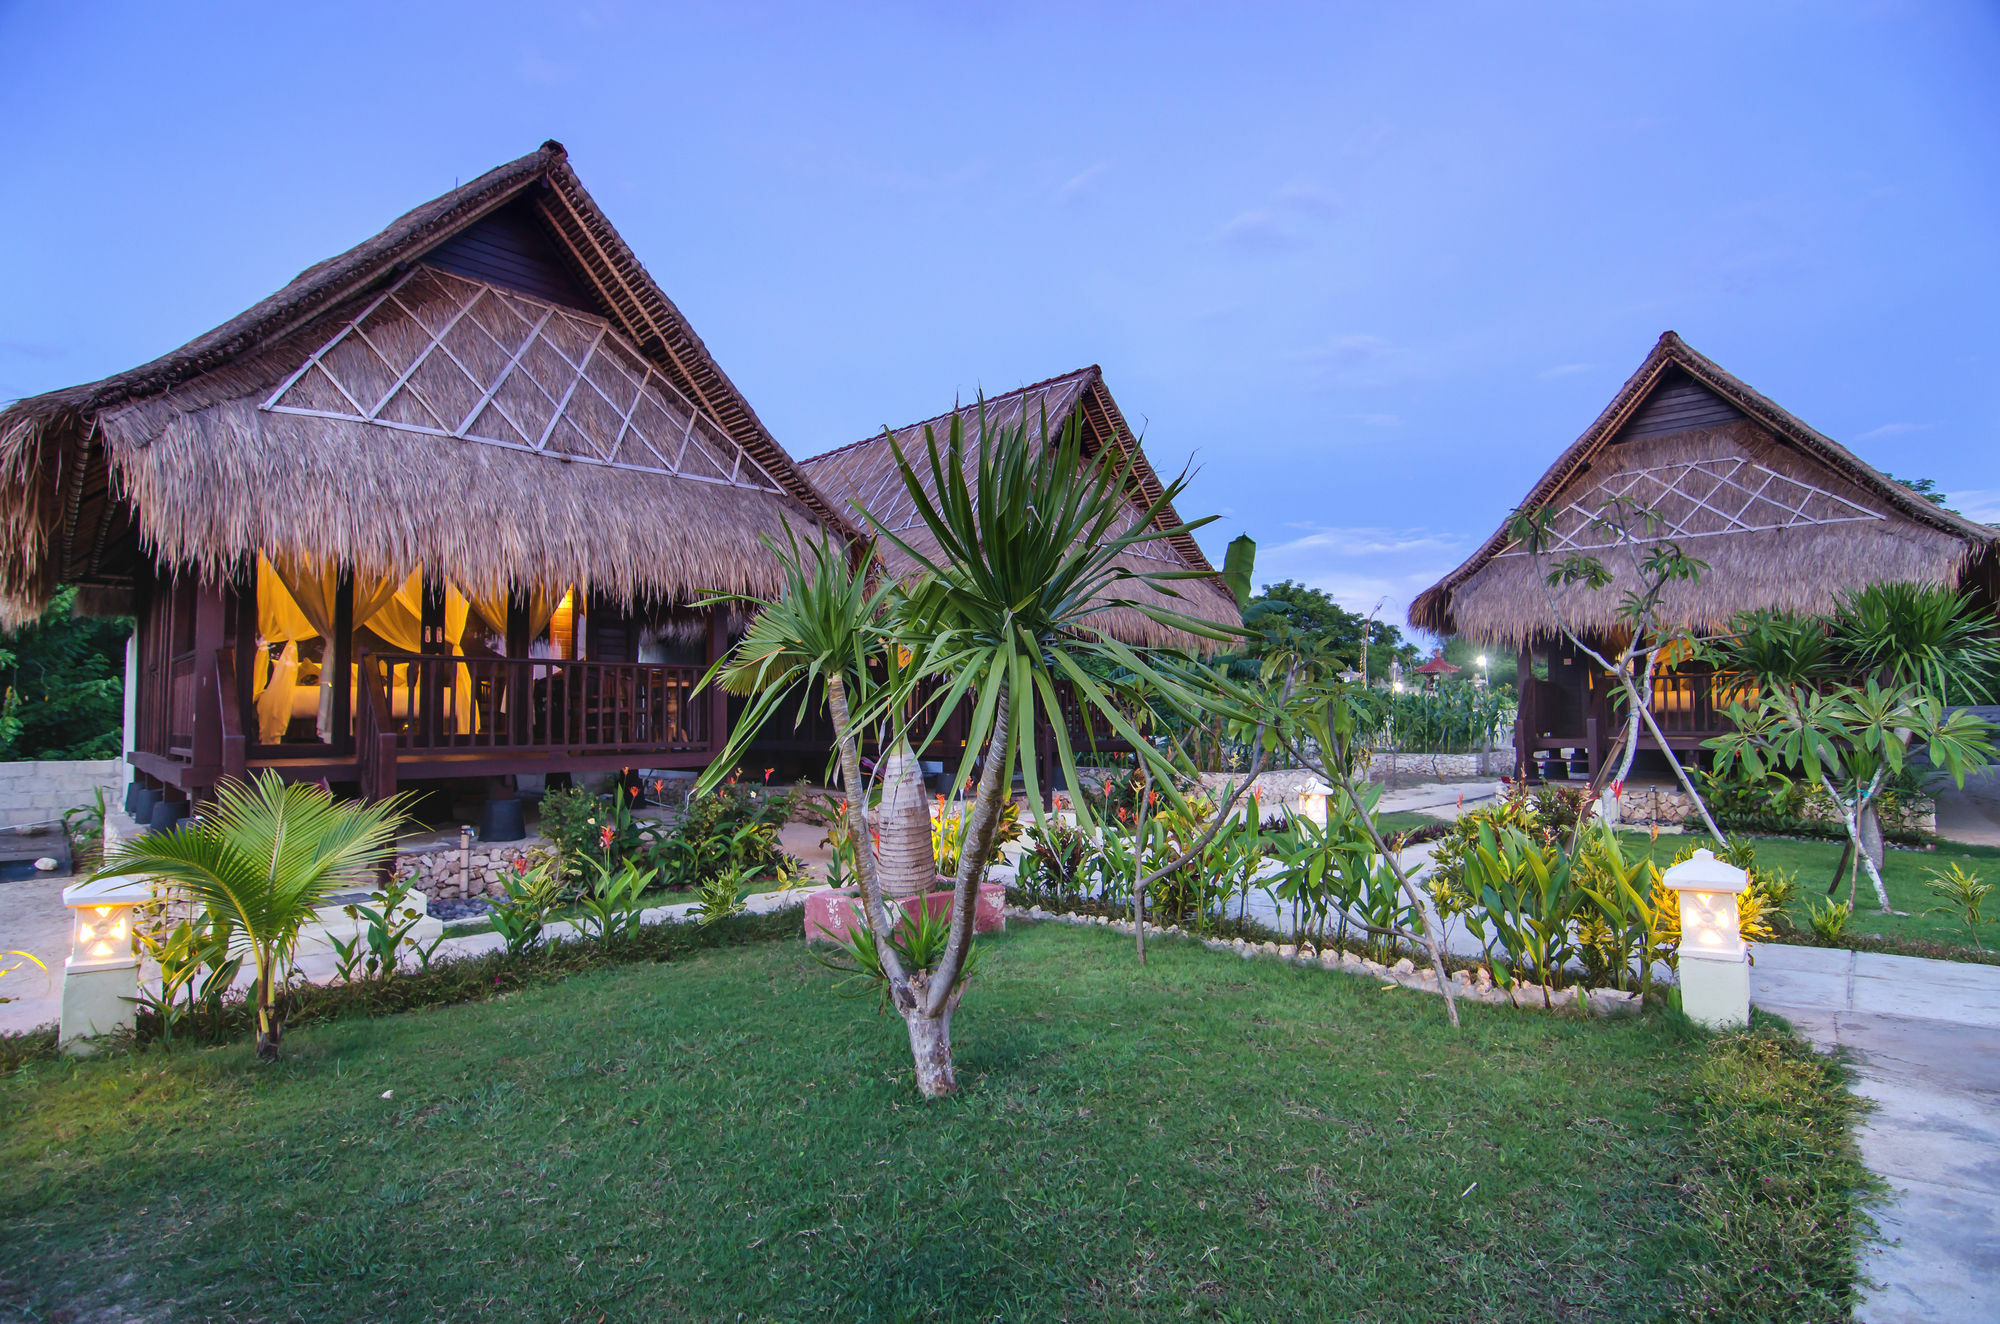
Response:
[1662,848,1750,1029]
[1297,780,1334,828]
[59,875,150,1052]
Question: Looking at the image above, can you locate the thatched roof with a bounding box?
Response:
[1411,331,2000,647]
[0,141,859,627]
[799,367,1240,648]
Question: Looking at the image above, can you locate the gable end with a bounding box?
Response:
[425,197,595,310]
[1615,371,1744,442]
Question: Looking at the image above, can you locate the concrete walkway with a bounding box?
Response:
[1752,945,2000,1321]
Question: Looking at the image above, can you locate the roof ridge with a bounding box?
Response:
[799,365,1101,465]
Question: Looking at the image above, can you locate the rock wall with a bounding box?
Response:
[0,759,127,829]
[1604,784,1938,836]
[396,839,558,900]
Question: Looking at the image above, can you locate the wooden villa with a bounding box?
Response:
[0,142,858,835]
[1410,331,2000,784]
[764,368,1241,780]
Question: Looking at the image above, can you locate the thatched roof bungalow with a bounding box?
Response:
[0,142,855,829]
[799,367,1240,649]
[1411,331,2000,784]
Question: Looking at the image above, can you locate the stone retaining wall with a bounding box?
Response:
[0,759,126,829]
[395,838,557,900]
[1605,784,1938,835]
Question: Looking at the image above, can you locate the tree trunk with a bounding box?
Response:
[877,741,933,901]
[254,961,281,1060]
[903,1000,957,1097]
[1858,800,1886,877]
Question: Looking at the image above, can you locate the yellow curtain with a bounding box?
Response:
[254,642,299,743]
[444,584,475,733]
[269,555,342,740]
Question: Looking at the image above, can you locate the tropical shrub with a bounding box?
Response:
[931,797,1021,876]
[1924,862,1992,950]
[1016,818,1094,908]
[648,786,796,891]
[488,856,566,956]
[328,873,442,982]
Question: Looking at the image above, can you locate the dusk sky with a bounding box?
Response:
[4,2,1996,637]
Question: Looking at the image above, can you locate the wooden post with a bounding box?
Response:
[1585,716,1601,783]
[706,608,729,766]
[189,577,227,806]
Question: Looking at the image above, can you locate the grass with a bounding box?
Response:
[1618,830,2000,958]
[0,924,1872,1322]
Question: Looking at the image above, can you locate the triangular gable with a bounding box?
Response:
[1409,332,1999,637]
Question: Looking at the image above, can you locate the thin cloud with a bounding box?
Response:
[1856,421,1930,441]
[1949,490,2000,524]
[1296,334,1394,388]
[1217,209,1306,252]
[1055,162,1110,202]
[1253,521,1473,630]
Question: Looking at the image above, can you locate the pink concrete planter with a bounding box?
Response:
[805,882,1008,945]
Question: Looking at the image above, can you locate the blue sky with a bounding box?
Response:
[3,2,1996,635]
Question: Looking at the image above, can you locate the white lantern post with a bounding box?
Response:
[1663,848,1750,1030]
[1296,780,1334,828]
[59,875,150,1053]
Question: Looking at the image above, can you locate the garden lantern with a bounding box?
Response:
[1297,780,1334,828]
[59,875,150,1053]
[1662,848,1750,1029]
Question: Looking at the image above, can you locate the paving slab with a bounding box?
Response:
[1755,944,2000,1321]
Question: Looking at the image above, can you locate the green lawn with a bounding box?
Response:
[1,925,1867,1322]
[1618,831,2000,955]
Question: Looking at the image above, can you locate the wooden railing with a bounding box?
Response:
[167,654,197,754]
[1648,670,1758,736]
[358,652,709,756]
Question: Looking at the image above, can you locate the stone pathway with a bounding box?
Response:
[1933,768,2000,849]
[1751,945,2000,1322]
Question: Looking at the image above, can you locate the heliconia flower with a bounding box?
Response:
[601,825,615,849]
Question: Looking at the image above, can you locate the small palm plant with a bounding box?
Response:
[92,772,408,1059]
[1924,862,1992,951]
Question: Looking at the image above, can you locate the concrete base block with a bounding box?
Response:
[60,958,138,1053]
[1680,953,1750,1030]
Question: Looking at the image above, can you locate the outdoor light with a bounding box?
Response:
[1662,848,1751,1029]
[59,875,150,1053]
[1297,780,1334,828]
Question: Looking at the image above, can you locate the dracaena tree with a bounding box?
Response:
[707,400,1239,1096]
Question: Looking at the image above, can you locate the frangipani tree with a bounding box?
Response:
[706,400,1239,1096]
[1707,680,1994,913]
[1508,498,1725,843]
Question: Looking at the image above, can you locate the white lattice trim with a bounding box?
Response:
[259,266,784,493]
[1496,457,1884,556]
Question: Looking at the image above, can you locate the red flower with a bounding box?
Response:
[763,767,775,784]
[600,825,614,850]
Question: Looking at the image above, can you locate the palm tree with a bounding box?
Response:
[93,772,408,1058]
